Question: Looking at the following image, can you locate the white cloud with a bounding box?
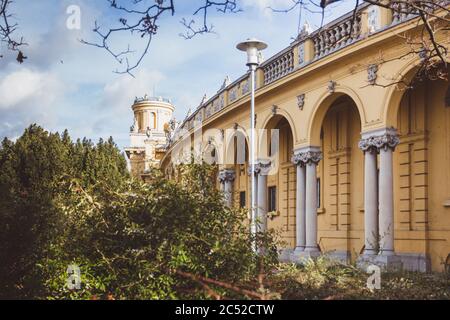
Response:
[102,69,165,112]
[0,69,63,110]
[241,0,295,18]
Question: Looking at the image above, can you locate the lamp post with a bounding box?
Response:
[236,38,268,245]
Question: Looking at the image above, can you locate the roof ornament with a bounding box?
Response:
[297,21,312,41]
[220,76,231,91]
[199,94,208,107]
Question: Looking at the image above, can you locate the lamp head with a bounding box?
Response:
[236,38,268,66]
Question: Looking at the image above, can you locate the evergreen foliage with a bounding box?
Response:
[0,125,278,299]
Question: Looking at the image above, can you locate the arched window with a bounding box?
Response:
[149,112,157,129]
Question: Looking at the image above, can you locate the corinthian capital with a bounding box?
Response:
[292,147,322,166]
[248,160,272,176]
[360,127,400,152]
[291,152,305,166]
[358,138,377,153]
[218,169,236,184]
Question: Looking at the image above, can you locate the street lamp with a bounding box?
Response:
[236,38,268,245]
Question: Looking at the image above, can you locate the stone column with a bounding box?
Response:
[292,153,306,253]
[374,129,399,256]
[257,172,268,233]
[358,138,379,255]
[357,127,401,270]
[304,149,322,253]
[218,169,236,207]
[254,160,271,233]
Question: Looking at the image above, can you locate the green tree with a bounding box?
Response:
[40,163,279,300]
[0,125,128,299]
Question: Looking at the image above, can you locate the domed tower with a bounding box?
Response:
[125,95,175,180]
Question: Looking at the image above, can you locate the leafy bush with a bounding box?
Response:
[269,258,450,300]
[0,125,279,299]
[39,163,279,299]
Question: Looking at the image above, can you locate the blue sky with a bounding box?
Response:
[0,0,356,150]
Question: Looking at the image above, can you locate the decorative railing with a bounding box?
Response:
[391,2,421,25]
[134,96,172,104]
[263,49,294,85]
[312,14,362,60]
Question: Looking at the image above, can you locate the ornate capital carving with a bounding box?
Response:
[373,132,400,151]
[248,160,272,176]
[359,128,400,152]
[218,170,236,184]
[291,152,305,166]
[358,138,378,153]
[291,149,322,166]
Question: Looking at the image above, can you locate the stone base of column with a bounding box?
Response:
[278,248,294,263]
[289,246,304,261]
[396,253,431,272]
[323,250,351,264]
[357,253,402,271]
[290,250,321,264]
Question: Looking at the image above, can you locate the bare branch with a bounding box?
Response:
[179,0,241,39]
[0,0,27,61]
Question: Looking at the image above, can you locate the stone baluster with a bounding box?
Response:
[314,38,320,59]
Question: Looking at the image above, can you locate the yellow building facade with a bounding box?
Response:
[157,4,450,272]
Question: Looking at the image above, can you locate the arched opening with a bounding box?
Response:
[263,115,295,248]
[393,68,450,271]
[149,112,157,129]
[225,130,249,208]
[315,95,364,261]
[203,143,218,165]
